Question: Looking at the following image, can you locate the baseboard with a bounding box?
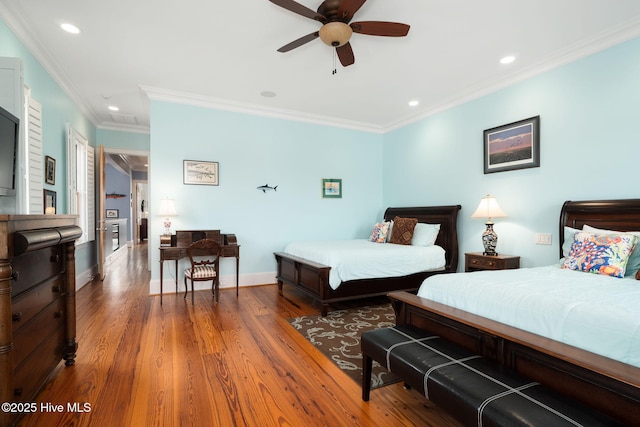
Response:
[76,265,99,291]
[149,271,276,295]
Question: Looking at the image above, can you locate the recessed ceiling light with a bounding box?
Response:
[261,91,277,98]
[108,105,119,112]
[500,55,516,64]
[408,99,420,107]
[60,23,80,34]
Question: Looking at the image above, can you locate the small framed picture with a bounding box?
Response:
[43,189,56,214]
[483,116,540,174]
[322,178,342,198]
[106,209,119,218]
[45,156,56,185]
[183,160,219,186]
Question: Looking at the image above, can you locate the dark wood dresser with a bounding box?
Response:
[0,215,82,426]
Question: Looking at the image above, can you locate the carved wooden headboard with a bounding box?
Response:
[384,205,461,273]
[559,199,640,258]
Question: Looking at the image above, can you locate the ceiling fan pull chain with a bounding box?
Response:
[332,49,337,75]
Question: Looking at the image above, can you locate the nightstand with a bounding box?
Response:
[465,252,520,272]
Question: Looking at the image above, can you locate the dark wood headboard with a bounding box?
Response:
[559,199,640,258]
[384,205,462,273]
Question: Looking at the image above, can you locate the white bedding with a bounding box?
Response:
[283,239,445,290]
[417,265,640,367]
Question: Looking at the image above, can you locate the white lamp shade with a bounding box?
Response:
[158,198,178,217]
[471,195,506,220]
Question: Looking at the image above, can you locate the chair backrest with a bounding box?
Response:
[186,238,221,269]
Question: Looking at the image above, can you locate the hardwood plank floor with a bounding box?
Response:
[17,243,461,427]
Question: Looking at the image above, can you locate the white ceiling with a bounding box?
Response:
[2,0,640,133]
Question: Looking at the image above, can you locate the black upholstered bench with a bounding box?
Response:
[361,325,622,427]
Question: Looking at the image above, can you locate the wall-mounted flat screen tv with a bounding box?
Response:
[0,104,19,196]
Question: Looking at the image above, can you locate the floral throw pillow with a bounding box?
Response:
[369,222,390,243]
[562,232,638,278]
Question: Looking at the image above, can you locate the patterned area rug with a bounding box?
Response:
[288,302,399,389]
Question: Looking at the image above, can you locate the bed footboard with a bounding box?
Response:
[388,291,640,426]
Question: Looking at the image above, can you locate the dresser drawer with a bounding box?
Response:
[465,252,520,272]
[12,298,65,369]
[12,324,64,402]
[468,256,501,269]
[11,246,64,297]
[12,276,63,328]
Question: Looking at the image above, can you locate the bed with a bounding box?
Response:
[389,199,640,426]
[274,205,461,316]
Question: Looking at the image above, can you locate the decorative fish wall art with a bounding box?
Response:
[257,184,277,193]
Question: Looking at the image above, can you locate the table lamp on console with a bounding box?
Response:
[158,198,178,236]
[471,194,507,256]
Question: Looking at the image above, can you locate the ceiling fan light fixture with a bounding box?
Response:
[319,22,352,47]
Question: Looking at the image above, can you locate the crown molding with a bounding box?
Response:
[0,4,101,127]
[384,16,640,132]
[140,85,385,134]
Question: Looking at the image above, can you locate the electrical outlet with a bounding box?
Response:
[535,233,552,245]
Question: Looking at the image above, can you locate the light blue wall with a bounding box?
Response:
[149,102,383,282]
[383,36,640,270]
[5,13,640,287]
[1,18,96,277]
[97,128,150,152]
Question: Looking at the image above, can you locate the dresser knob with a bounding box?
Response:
[50,254,60,263]
[54,310,63,318]
[12,312,22,322]
[14,387,22,397]
[52,285,61,293]
[10,270,19,281]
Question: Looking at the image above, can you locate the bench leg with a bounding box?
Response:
[362,352,373,401]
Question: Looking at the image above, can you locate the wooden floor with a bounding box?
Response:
[17,243,461,427]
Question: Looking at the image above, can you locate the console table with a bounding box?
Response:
[159,230,239,304]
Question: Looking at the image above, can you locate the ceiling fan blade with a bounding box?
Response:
[350,21,410,37]
[336,43,355,67]
[269,0,326,22]
[277,32,320,52]
[337,0,367,23]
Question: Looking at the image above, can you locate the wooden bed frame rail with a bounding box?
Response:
[389,291,640,425]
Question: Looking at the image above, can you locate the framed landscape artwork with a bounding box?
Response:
[483,116,540,174]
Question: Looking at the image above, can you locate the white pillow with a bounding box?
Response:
[411,223,441,246]
[562,226,580,258]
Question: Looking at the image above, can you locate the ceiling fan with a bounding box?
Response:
[269,0,410,67]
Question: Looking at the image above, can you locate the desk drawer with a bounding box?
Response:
[161,248,183,260]
[220,245,239,257]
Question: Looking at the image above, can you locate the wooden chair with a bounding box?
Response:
[184,238,221,305]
